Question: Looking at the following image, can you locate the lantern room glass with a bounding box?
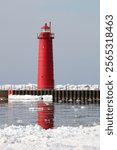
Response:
[41,28,50,32]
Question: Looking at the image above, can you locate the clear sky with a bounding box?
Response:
[0,0,99,85]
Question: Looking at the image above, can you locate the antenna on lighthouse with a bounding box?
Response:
[49,22,51,33]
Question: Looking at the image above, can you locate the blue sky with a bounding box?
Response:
[0,0,99,85]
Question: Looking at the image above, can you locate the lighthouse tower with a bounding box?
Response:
[37,23,54,89]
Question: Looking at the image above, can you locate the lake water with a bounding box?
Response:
[0,102,100,128]
[0,101,100,150]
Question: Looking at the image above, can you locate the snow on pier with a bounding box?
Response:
[0,84,99,91]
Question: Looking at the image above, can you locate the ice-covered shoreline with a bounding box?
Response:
[0,124,100,150]
[0,83,99,90]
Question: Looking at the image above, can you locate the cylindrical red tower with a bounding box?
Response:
[37,22,54,89]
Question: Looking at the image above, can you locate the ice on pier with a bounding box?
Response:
[55,84,99,90]
[0,83,37,90]
[0,83,99,91]
[8,95,53,102]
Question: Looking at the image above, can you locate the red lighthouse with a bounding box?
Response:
[37,22,54,89]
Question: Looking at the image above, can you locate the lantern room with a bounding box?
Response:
[41,23,51,32]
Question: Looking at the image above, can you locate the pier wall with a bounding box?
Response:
[0,90,100,104]
[13,90,100,104]
[0,90,8,102]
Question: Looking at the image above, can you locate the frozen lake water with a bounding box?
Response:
[0,102,100,127]
[0,102,100,150]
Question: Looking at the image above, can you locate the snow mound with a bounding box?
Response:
[0,125,100,150]
[8,95,52,102]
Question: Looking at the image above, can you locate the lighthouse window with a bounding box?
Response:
[42,29,50,32]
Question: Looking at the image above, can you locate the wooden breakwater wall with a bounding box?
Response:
[0,90,100,104]
[7,90,100,104]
